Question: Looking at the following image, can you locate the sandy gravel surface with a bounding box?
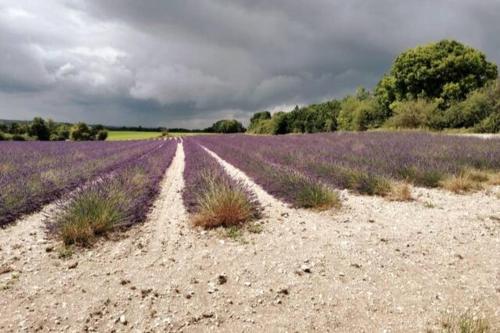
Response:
[1,143,499,332]
[453,133,500,139]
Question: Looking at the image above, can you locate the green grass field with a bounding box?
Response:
[107,131,210,141]
[107,131,163,141]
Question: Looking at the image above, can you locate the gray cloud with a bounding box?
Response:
[0,0,499,128]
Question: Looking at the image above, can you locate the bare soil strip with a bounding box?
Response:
[0,143,499,332]
[145,141,187,255]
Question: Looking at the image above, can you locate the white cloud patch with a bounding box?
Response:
[130,65,233,107]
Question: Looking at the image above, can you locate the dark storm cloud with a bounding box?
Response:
[1,0,499,128]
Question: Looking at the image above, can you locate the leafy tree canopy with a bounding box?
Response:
[376,40,498,110]
[208,119,245,133]
[28,117,50,141]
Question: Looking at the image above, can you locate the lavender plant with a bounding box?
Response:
[183,139,260,228]
[52,140,177,245]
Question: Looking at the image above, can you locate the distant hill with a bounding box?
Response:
[0,119,32,125]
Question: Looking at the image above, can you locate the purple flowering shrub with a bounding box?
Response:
[183,139,260,228]
[51,140,177,245]
[0,140,173,227]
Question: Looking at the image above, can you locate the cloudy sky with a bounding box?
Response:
[1,0,499,128]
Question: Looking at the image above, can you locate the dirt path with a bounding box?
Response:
[1,143,499,332]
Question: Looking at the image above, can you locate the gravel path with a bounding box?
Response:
[0,143,499,332]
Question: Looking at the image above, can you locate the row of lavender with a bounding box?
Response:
[53,140,177,245]
[189,136,341,208]
[194,132,500,200]
[0,140,174,227]
[182,139,260,228]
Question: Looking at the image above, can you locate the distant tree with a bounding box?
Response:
[445,79,500,132]
[208,120,245,133]
[268,112,288,134]
[46,118,57,134]
[52,124,71,141]
[96,130,108,141]
[28,117,50,140]
[0,132,6,141]
[9,122,23,135]
[250,111,271,123]
[376,40,498,111]
[70,122,92,141]
[285,101,341,134]
[59,125,71,140]
[247,100,342,135]
[248,111,272,133]
[11,134,26,141]
[355,86,371,100]
[384,99,441,129]
[90,124,104,136]
[475,109,500,133]
[337,92,387,131]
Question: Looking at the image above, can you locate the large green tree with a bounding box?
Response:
[376,40,498,110]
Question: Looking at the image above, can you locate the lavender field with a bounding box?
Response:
[0,140,176,227]
[1,133,500,332]
[2,132,499,230]
[52,140,177,245]
[194,132,500,197]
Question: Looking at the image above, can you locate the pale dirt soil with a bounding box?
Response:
[453,133,500,139]
[1,142,499,333]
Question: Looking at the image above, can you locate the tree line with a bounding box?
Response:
[0,118,108,141]
[248,40,499,134]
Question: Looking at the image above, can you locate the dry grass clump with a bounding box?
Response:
[192,176,259,228]
[486,171,500,186]
[387,182,413,201]
[55,182,127,246]
[440,175,483,194]
[464,169,490,183]
[295,181,342,210]
[439,169,490,194]
[438,311,492,333]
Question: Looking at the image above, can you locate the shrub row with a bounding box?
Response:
[0,118,108,141]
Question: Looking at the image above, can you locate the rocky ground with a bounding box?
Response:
[0,143,499,332]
